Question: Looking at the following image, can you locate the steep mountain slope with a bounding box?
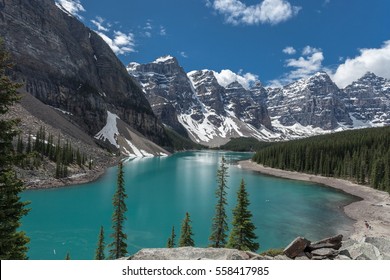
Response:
[342,72,390,126]
[0,0,168,148]
[129,57,278,146]
[267,72,353,137]
[3,90,168,188]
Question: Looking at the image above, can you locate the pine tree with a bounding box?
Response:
[0,38,30,259]
[95,226,105,260]
[209,156,229,248]
[179,212,194,247]
[167,226,176,248]
[227,179,259,252]
[108,162,128,259]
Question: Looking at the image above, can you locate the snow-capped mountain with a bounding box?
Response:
[129,56,390,146]
[342,72,390,126]
[267,72,352,134]
[128,57,277,146]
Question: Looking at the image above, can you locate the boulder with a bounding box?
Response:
[308,234,343,251]
[311,248,338,259]
[363,237,390,254]
[129,247,251,260]
[343,243,382,260]
[283,237,311,259]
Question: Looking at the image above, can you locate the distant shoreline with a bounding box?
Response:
[238,160,390,242]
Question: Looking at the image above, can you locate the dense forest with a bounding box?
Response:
[253,127,390,193]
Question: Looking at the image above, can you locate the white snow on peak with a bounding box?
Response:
[94,111,120,148]
[153,55,174,63]
[127,62,140,72]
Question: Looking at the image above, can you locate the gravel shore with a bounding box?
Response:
[239,160,390,241]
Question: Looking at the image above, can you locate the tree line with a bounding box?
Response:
[253,127,390,193]
[15,126,91,178]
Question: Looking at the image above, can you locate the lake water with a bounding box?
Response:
[21,151,357,260]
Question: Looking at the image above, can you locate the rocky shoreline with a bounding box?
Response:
[238,160,390,243]
[22,157,120,190]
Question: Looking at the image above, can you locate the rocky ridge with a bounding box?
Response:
[129,57,390,146]
[128,58,277,146]
[0,0,169,151]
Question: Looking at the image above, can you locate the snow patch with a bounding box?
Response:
[94,111,120,148]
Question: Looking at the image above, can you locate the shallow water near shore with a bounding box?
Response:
[21,151,357,260]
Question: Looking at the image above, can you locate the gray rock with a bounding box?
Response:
[340,239,358,250]
[273,255,292,260]
[344,242,382,260]
[0,0,167,146]
[311,248,338,258]
[334,255,352,260]
[363,237,390,254]
[129,247,252,260]
[266,72,352,130]
[283,237,311,259]
[339,248,352,259]
[343,72,390,126]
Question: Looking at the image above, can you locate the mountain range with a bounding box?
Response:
[128,56,390,146]
[1,0,389,160]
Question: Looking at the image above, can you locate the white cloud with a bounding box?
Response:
[283,46,296,55]
[144,21,153,30]
[160,26,167,36]
[268,46,326,87]
[209,0,301,25]
[96,31,136,55]
[55,0,85,19]
[180,51,188,58]
[91,16,110,32]
[302,46,321,56]
[213,69,259,89]
[332,40,390,88]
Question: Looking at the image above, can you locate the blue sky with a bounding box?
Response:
[56,0,390,88]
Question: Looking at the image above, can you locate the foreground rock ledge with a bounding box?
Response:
[127,235,390,260]
[128,247,282,260]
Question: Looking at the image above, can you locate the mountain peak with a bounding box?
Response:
[358,71,383,82]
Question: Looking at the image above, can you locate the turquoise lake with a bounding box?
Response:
[21,151,357,260]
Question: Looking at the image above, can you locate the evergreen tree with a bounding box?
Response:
[209,156,229,248]
[26,133,32,154]
[179,212,194,247]
[0,38,30,259]
[227,179,259,252]
[167,226,176,248]
[108,162,128,259]
[95,226,105,260]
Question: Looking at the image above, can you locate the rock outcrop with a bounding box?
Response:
[0,0,168,147]
[127,235,390,260]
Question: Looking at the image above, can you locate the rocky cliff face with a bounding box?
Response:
[342,72,390,126]
[129,55,390,145]
[267,72,352,131]
[129,58,275,146]
[0,0,167,146]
